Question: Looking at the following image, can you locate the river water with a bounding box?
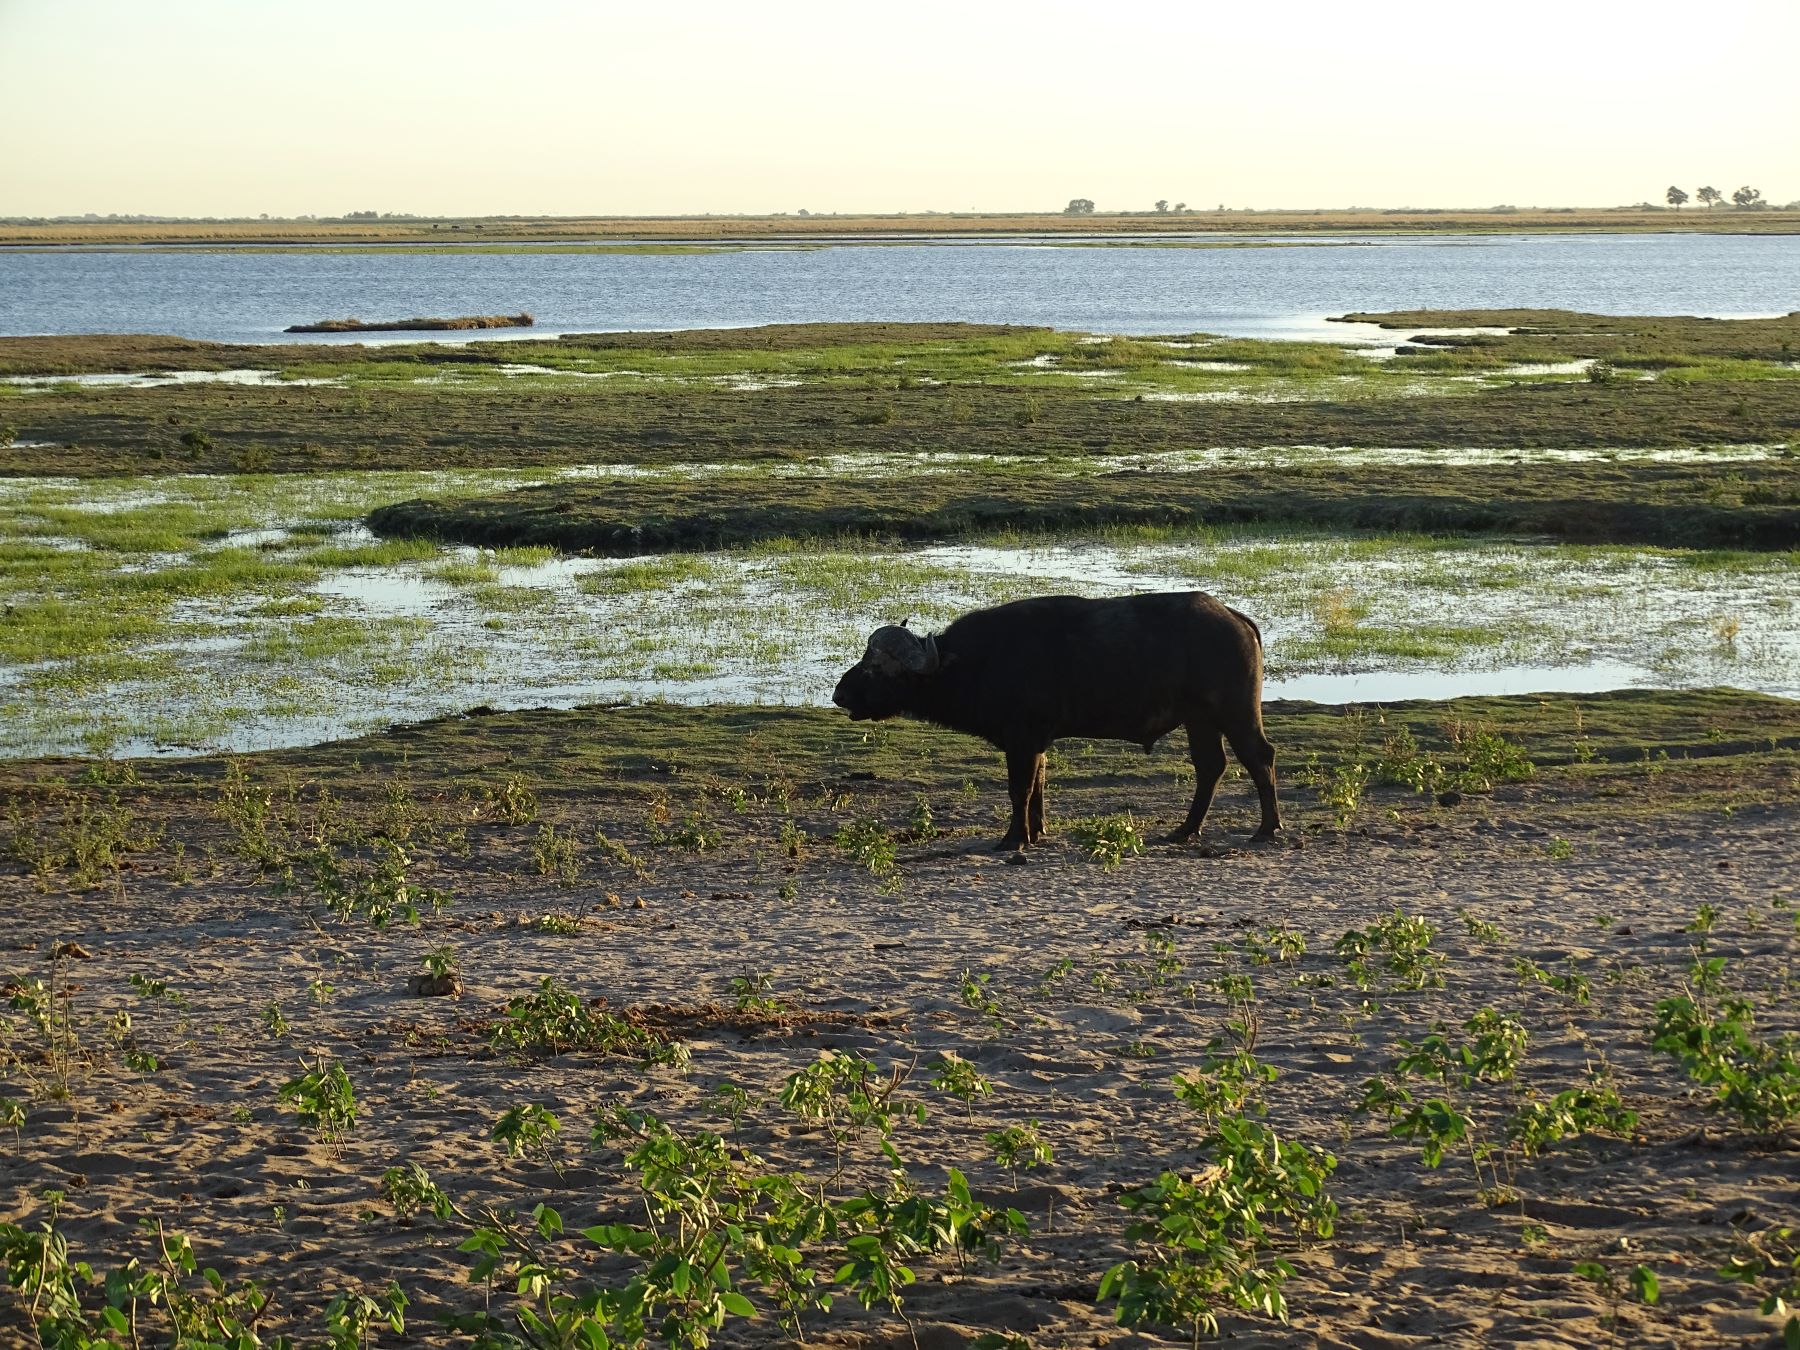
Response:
[3,232,1797,344]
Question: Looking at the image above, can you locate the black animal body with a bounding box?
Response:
[832,592,1280,850]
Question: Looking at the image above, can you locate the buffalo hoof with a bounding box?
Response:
[995,836,1027,853]
[1164,828,1198,845]
[1249,828,1283,846]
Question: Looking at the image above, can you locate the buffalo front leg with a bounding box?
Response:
[1027,753,1048,844]
[1169,723,1227,842]
[998,747,1040,850]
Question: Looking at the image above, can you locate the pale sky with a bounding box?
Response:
[2,0,1795,217]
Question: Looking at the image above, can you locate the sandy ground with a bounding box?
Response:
[2,795,1797,1348]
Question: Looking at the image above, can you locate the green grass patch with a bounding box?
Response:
[4,316,1795,479]
[371,459,1800,554]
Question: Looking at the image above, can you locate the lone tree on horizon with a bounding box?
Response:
[1697,186,1722,208]
[1666,185,1688,209]
[1064,198,1096,215]
[1732,185,1765,209]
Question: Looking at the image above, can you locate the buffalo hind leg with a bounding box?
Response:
[1169,723,1227,843]
[1027,754,1048,844]
[998,747,1042,850]
[1223,717,1282,840]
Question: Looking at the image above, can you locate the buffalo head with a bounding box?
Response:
[832,624,940,720]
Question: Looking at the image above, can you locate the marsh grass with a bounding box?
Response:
[286,312,534,334]
[372,459,1800,554]
[9,477,1798,757]
[6,316,1797,477]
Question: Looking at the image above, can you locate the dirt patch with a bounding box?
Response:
[1,695,1797,1346]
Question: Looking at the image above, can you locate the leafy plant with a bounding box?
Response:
[652,811,721,853]
[482,1108,836,1345]
[779,1051,920,1176]
[0,1197,286,1350]
[959,969,1008,1030]
[277,1056,358,1141]
[1068,813,1143,868]
[1651,977,1800,1137]
[986,1120,1055,1189]
[1571,1259,1658,1344]
[1173,1040,1279,1126]
[1459,909,1505,943]
[299,838,446,928]
[379,1161,454,1222]
[1318,761,1369,829]
[1507,1076,1638,1157]
[835,1169,1027,1330]
[1034,957,1074,997]
[495,773,538,823]
[1241,926,1305,966]
[1100,1114,1335,1347]
[127,973,189,1010]
[1358,1010,1527,1198]
[1513,955,1593,1006]
[929,1053,993,1119]
[5,970,85,1099]
[907,795,938,840]
[834,819,896,875]
[1134,927,1184,992]
[1373,724,1440,792]
[1718,1225,1800,1350]
[730,972,783,1014]
[532,822,580,884]
[1445,720,1534,790]
[491,976,685,1065]
[322,1281,408,1350]
[708,1081,754,1130]
[1335,909,1445,990]
[491,1102,564,1173]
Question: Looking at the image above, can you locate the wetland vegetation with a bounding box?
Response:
[2,460,1797,755]
[370,460,1800,552]
[2,304,1800,1347]
[284,311,535,334]
[2,312,1796,482]
[1,312,1797,756]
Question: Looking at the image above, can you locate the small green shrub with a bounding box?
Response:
[1068,813,1143,868]
[491,977,685,1065]
[277,1057,358,1141]
[835,819,896,875]
[986,1120,1054,1189]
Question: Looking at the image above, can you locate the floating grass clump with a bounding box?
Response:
[284,312,534,334]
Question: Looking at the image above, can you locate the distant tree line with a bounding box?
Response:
[1667,185,1766,209]
[1063,198,1191,215]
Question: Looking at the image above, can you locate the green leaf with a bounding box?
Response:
[1630,1265,1659,1305]
[719,1291,756,1317]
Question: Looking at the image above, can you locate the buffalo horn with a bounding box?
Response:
[866,624,940,675]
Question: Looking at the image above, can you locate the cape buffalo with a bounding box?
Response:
[832,591,1281,850]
